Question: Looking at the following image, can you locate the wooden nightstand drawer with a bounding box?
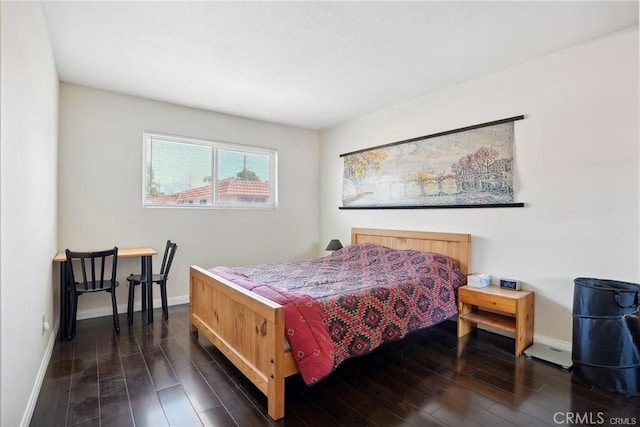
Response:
[458,286,519,313]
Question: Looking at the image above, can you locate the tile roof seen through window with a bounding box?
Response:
[175,186,211,203]
[146,179,269,204]
[218,179,269,197]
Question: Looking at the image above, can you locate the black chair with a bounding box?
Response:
[127,240,177,325]
[65,247,120,338]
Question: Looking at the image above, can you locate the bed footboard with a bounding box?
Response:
[190,265,298,420]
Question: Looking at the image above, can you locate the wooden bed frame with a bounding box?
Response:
[189,228,471,420]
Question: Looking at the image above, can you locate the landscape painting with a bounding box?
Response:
[341,117,523,208]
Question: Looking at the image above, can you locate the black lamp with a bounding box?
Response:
[325,239,343,251]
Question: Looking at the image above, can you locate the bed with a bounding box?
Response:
[189,228,471,420]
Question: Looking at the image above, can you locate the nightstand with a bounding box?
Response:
[457,285,534,356]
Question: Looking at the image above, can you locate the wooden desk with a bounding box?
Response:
[54,246,157,340]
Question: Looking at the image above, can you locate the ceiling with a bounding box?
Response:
[40,1,638,130]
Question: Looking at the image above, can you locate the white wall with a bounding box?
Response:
[0,2,60,426]
[319,27,639,347]
[58,83,320,317]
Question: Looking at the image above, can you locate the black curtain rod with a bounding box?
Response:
[339,115,525,158]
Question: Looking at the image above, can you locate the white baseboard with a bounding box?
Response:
[21,318,60,427]
[478,326,572,353]
[531,333,572,353]
[76,294,190,320]
[447,318,572,353]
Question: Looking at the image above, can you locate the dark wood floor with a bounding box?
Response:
[31,304,640,427]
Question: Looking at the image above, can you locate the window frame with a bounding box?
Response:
[142,132,278,210]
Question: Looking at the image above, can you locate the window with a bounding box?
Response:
[143,132,277,209]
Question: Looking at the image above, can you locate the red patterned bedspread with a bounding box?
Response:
[210,243,464,385]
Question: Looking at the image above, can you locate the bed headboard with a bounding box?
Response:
[351,228,471,277]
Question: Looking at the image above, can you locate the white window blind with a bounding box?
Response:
[142,132,277,209]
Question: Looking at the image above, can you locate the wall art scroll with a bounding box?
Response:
[340,116,525,209]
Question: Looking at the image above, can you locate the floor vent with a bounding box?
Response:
[524,343,573,369]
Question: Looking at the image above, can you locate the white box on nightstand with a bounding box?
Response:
[467,274,491,288]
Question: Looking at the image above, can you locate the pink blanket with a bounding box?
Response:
[212,266,335,384]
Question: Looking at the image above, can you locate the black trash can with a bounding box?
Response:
[572,277,640,396]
